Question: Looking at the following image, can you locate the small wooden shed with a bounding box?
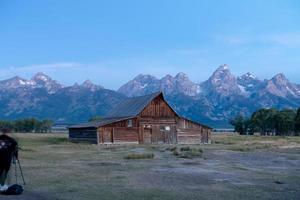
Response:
[69,92,212,144]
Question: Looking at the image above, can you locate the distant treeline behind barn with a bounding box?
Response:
[231,108,300,136]
[0,118,53,133]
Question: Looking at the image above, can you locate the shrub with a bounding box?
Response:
[173,147,203,159]
[124,153,154,160]
[166,146,177,152]
[173,150,180,156]
[180,146,191,151]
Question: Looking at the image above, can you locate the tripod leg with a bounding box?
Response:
[17,159,26,185]
[14,159,18,184]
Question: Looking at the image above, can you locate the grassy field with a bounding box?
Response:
[1,133,300,200]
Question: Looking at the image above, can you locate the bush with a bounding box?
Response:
[124,153,154,160]
[172,147,203,159]
[173,150,180,156]
[180,146,191,151]
[166,146,177,152]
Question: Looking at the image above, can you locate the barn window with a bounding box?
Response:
[144,125,151,129]
[127,119,133,127]
[160,126,171,131]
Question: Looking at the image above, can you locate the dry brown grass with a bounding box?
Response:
[4,133,300,200]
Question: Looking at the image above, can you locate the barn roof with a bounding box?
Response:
[69,91,168,128]
[104,91,167,118]
[68,117,132,128]
[68,91,212,129]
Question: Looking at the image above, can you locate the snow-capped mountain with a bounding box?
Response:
[0,76,34,89]
[118,65,300,126]
[262,73,300,98]
[31,72,63,93]
[118,72,200,97]
[237,72,263,94]
[118,74,160,97]
[0,72,62,93]
[201,64,242,96]
[0,66,299,127]
[81,79,104,92]
[0,73,123,123]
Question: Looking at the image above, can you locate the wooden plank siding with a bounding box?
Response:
[97,118,140,144]
[140,95,176,118]
[177,118,211,144]
[113,127,139,143]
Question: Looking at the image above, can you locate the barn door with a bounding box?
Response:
[151,125,164,144]
[103,128,113,143]
[143,128,152,144]
[201,130,208,143]
[168,125,177,144]
[150,125,176,144]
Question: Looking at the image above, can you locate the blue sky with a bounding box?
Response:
[0,0,300,89]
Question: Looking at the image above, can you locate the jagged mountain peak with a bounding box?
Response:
[0,76,34,88]
[162,74,173,80]
[32,72,52,82]
[118,72,200,97]
[271,73,288,83]
[202,64,243,97]
[82,79,94,86]
[30,72,62,93]
[81,79,103,91]
[6,76,27,82]
[135,74,157,80]
[210,64,234,80]
[118,74,159,97]
[217,64,230,71]
[208,64,235,83]
[241,72,257,80]
[175,72,188,79]
[237,72,262,93]
[263,73,300,98]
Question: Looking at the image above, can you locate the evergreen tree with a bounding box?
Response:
[295,108,300,136]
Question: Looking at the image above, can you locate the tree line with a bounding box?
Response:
[230,108,300,136]
[0,118,53,133]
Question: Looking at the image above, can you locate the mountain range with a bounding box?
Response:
[1,65,300,128]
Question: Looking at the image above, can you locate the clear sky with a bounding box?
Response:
[0,0,300,89]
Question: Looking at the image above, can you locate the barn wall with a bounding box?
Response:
[69,128,98,144]
[113,127,139,143]
[98,126,139,144]
[177,118,211,144]
[177,128,202,144]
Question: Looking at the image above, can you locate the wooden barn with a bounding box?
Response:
[68,92,212,144]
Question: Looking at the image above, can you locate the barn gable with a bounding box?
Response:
[140,93,178,118]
